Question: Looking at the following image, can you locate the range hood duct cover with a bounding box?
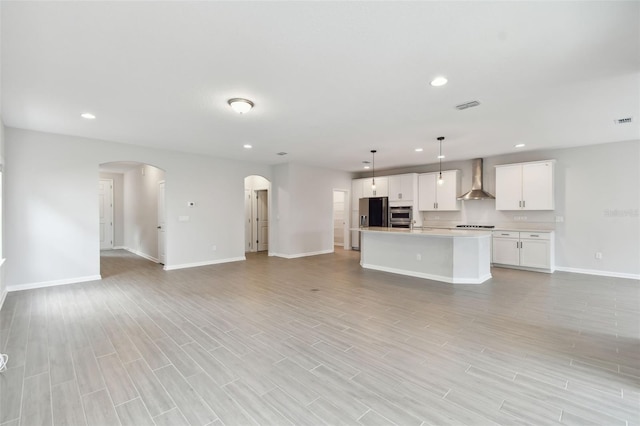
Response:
[457,158,495,200]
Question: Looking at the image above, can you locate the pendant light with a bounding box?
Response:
[437,137,445,186]
[371,150,377,190]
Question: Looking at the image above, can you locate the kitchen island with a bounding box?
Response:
[357,227,492,284]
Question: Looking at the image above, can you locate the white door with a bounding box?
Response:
[244,189,252,252]
[99,179,113,250]
[157,181,166,264]
[256,190,269,252]
[418,173,437,211]
[492,237,520,266]
[520,239,550,269]
[436,170,459,211]
[495,165,523,210]
[522,162,554,210]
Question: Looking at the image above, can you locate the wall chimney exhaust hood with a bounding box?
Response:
[457,158,495,200]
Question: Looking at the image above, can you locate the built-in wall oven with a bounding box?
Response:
[389,206,413,229]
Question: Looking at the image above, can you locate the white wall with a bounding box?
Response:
[4,128,272,288]
[123,165,165,260]
[357,140,640,277]
[99,172,124,248]
[271,162,351,257]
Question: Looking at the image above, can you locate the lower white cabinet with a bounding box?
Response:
[492,231,555,272]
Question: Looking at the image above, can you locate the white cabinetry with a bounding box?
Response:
[492,231,555,272]
[389,173,417,202]
[495,160,555,210]
[418,170,460,211]
[362,177,388,197]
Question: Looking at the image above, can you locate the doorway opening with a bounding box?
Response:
[333,189,350,251]
[99,162,166,274]
[244,175,271,254]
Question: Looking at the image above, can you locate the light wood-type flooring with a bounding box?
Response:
[1,249,639,426]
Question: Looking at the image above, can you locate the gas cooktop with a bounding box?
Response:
[456,225,495,229]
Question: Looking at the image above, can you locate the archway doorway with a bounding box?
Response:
[99,162,166,275]
[244,175,271,254]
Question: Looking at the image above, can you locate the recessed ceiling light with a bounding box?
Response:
[363,166,370,169]
[415,148,423,152]
[437,155,445,159]
[243,144,252,149]
[81,112,96,119]
[430,76,448,87]
[228,98,254,114]
[514,143,526,148]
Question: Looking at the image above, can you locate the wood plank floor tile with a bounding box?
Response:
[124,359,175,417]
[20,372,52,426]
[51,379,87,426]
[0,366,24,424]
[82,389,119,426]
[115,398,154,426]
[96,352,139,406]
[1,249,638,426]
[154,365,217,426]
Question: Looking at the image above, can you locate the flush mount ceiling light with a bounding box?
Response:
[430,76,448,87]
[243,144,252,149]
[80,112,96,119]
[227,98,254,114]
[437,137,445,186]
[514,143,526,148]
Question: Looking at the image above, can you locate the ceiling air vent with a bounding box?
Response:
[614,117,633,124]
[276,152,288,156]
[455,100,481,110]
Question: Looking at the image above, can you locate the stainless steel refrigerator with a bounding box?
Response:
[356,197,389,250]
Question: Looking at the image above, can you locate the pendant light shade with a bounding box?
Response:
[371,150,377,190]
[437,137,445,186]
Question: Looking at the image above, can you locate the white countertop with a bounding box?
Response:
[354,227,491,238]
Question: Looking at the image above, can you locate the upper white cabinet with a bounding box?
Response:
[362,177,388,198]
[495,160,555,210]
[388,173,417,202]
[418,170,460,211]
[351,179,364,210]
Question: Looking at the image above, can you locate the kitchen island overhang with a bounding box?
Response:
[356,227,492,284]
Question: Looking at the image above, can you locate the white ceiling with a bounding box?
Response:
[2,1,639,172]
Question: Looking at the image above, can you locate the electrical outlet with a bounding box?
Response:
[595,252,602,260]
[212,245,217,251]
[416,253,422,261]
[556,216,564,223]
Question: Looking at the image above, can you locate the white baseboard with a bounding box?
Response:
[113,246,126,250]
[362,263,491,284]
[555,266,640,280]
[123,247,159,263]
[164,257,246,271]
[271,249,334,259]
[7,275,102,292]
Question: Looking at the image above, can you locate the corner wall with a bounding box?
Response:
[4,128,271,288]
[271,162,351,257]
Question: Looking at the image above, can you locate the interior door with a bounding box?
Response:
[256,189,269,251]
[245,189,252,252]
[157,181,166,264]
[98,179,113,250]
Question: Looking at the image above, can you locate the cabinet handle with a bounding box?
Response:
[501,233,510,236]
[530,234,539,237]
[399,193,402,199]
[523,200,526,208]
[519,200,522,208]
